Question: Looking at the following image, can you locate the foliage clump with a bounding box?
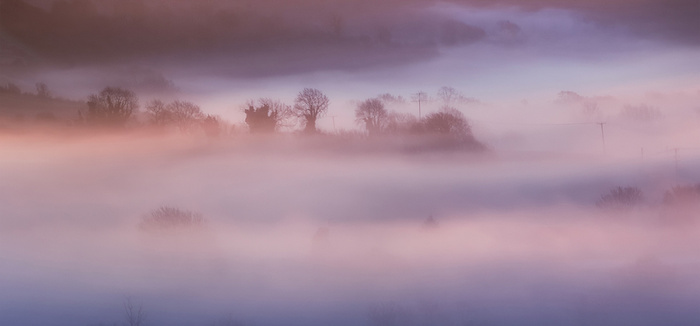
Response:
[140,206,205,231]
[663,184,700,207]
[596,186,645,210]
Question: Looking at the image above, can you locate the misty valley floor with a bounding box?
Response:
[2,135,700,326]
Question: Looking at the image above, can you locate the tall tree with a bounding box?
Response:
[293,88,329,134]
[145,99,205,132]
[421,106,471,139]
[244,98,292,133]
[86,87,138,127]
[355,98,388,136]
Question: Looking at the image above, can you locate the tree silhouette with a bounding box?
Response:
[35,82,51,98]
[140,206,205,231]
[244,98,291,133]
[384,111,418,135]
[420,106,471,139]
[355,98,388,136]
[293,88,329,134]
[663,184,700,206]
[86,87,138,127]
[597,186,644,210]
[201,114,223,138]
[145,99,204,132]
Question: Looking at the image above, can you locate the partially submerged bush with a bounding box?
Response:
[140,206,205,231]
[597,186,644,210]
[663,184,700,207]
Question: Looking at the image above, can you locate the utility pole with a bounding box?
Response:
[412,91,428,120]
[598,122,607,154]
[329,115,337,132]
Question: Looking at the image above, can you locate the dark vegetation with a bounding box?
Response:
[0,82,85,128]
[0,0,478,70]
[597,184,700,224]
[0,81,486,152]
[139,206,205,232]
[596,186,645,210]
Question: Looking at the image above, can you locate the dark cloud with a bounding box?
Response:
[0,0,697,78]
[0,0,485,76]
[447,0,700,45]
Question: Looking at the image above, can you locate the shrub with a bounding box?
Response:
[663,184,700,206]
[140,206,205,231]
[596,186,644,209]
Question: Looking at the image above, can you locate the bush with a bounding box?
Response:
[596,186,644,210]
[140,206,205,231]
[663,184,700,206]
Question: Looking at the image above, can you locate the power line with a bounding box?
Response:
[411,91,428,120]
[469,119,598,126]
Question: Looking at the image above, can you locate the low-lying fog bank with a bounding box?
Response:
[2,135,700,326]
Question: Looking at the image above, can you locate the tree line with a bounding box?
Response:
[74,85,482,147]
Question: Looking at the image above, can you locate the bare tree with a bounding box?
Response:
[385,111,418,135]
[244,98,293,133]
[201,114,224,138]
[376,93,406,105]
[145,99,168,125]
[35,82,51,98]
[86,87,138,127]
[145,99,205,132]
[437,86,460,106]
[437,86,476,106]
[123,297,146,326]
[355,98,388,136]
[293,88,329,134]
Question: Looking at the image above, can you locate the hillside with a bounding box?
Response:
[0,89,85,125]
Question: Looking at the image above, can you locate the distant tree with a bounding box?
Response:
[437,86,477,106]
[244,98,292,133]
[1,82,21,94]
[376,93,406,104]
[86,87,138,127]
[420,106,471,139]
[201,114,223,138]
[140,206,205,231]
[145,99,204,132]
[123,297,146,326]
[621,104,662,122]
[596,186,645,210]
[35,82,51,98]
[385,111,418,135]
[437,86,461,106]
[144,99,168,125]
[355,98,388,136]
[663,184,700,206]
[556,91,586,104]
[293,88,329,134]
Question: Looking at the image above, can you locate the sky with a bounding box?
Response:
[1,0,699,132]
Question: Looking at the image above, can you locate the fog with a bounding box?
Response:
[2,0,700,325]
[2,132,700,326]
